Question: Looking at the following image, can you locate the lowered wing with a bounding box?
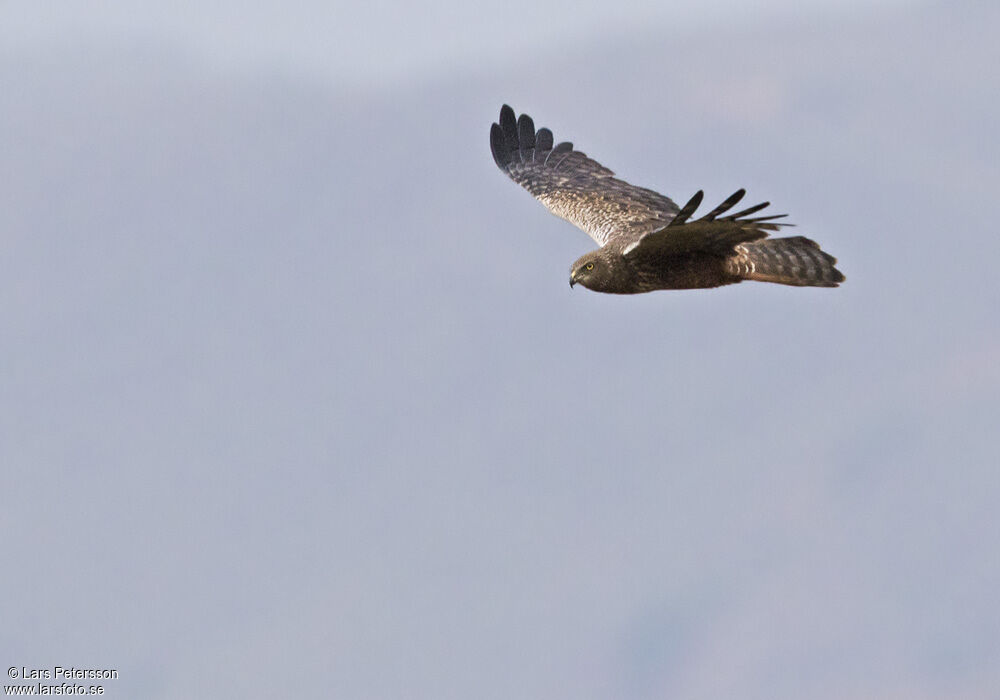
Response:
[622,188,791,257]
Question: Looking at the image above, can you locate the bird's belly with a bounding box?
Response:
[634,253,737,291]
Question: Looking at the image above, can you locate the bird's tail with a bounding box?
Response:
[733,236,845,287]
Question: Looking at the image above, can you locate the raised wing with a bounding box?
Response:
[490,105,679,247]
[621,188,791,257]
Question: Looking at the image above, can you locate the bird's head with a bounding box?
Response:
[569,250,617,292]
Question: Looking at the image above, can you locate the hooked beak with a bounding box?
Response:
[569,272,577,288]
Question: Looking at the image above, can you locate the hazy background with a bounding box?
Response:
[2,1,998,698]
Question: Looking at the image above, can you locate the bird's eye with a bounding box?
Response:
[585,262,595,271]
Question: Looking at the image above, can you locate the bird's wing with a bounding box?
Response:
[490,105,680,247]
[621,189,791,258]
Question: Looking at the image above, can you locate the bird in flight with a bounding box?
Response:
[490,105,844,293]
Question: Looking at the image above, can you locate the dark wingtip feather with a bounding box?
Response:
[490,122,510,168]
[545,141,574,167]
[702,188,746,220]
[499,105,518,154]
[517,114,536,161]
[499,104,515,125]
[671,190,704,226]
[535,127,553,156]
[727,201,770,219]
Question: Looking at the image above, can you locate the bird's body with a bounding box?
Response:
[490,105,844,293]
[570,245,737,294]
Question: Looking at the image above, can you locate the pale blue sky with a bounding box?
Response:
[2,1,997,699]
[2,0,922,86]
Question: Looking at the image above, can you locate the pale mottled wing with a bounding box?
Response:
[490,105,679,247]
[622,188,791,257]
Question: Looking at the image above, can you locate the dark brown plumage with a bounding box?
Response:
[490,105,844,293]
